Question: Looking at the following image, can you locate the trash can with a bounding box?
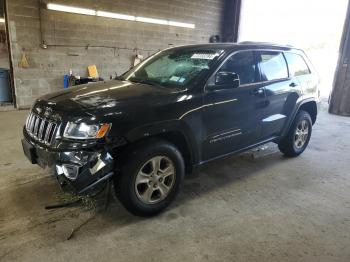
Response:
[0,69,11,102]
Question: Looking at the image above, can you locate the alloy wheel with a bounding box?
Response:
[134,156,176,204]
[294,120,309,149]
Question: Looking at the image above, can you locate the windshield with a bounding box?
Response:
[121,48,224,88]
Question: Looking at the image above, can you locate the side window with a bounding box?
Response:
[284,52,311,76]
[219,51,257,85]
[258,51,288,81]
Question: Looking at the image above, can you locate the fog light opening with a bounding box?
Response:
[56,165,64,175]
[61,164,80,180]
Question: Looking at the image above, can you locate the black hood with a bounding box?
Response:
[35,80,179,118]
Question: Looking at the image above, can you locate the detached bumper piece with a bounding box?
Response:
[55,151,114,195]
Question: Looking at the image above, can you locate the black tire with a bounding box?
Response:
[114,139,185,217]
[278,110,312,157]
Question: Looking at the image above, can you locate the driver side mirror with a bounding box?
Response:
[215,71,240,89]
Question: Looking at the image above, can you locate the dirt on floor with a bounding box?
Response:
[0,106,350,262]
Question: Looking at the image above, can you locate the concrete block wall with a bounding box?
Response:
[7,0,224,108]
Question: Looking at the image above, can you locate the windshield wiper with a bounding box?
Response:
[128,78,163,87]
[115,75,125,80]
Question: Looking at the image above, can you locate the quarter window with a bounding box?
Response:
[258,51,288,81]
[284,52,310,76]
[219,51,257,85]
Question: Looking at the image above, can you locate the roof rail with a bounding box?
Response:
[238,41,295,48]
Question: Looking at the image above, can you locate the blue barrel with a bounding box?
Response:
[0,69,11,102]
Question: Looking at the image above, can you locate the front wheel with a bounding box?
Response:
[278,110,312,157]
[114,139,185,217]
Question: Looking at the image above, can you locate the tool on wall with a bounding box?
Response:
[133,48,144,66]
[19,52,29,68]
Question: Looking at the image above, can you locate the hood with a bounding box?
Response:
[36,80,179,117]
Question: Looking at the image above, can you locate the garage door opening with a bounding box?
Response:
[238,0,349,101]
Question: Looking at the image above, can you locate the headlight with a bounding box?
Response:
[63,122,110,140]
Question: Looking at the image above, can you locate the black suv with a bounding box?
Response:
[22,42,319,216]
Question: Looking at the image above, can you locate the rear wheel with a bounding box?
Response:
[278,110,312,157]
[115,139,184,217]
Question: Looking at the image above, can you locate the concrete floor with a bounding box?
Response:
[1,107,350,262]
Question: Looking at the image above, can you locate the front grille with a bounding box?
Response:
[25,112,57,145]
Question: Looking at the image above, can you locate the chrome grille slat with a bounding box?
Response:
[25,112,32,128]
[29,114,36,133]
[44,122,53,143]
[25,112,57,145]
[47,125,57,144]
[34,117,40,137]
[38,119,46,141]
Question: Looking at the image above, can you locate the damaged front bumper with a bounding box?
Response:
[55,151,114,194]
[21,137,115,195]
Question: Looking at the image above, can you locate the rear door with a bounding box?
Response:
[257,50,302,139]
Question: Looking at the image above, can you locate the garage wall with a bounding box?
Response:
[329,1,350,116]
[0,23,9,69]
[7,0,224,108]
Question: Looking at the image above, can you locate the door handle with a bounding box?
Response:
[251,88,264,96]
[289,82,298,87]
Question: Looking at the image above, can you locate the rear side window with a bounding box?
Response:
[219,51,257,85]
[284,52,310,76]
[258,51,288,81]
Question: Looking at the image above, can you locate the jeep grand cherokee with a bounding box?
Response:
[22,42,319,216]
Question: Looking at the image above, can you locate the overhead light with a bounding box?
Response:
[169,21,195,29]
[0,18,5,23]
[96,11,135,21]
[46,3,195,29]
[47,3,96,16]
[136,16,168,25]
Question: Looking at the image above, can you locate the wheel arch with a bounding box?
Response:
[281,98,318,138]
[121,120,199,174]
[299,100,318,124]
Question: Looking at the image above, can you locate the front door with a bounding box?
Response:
[202,51,267,161]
